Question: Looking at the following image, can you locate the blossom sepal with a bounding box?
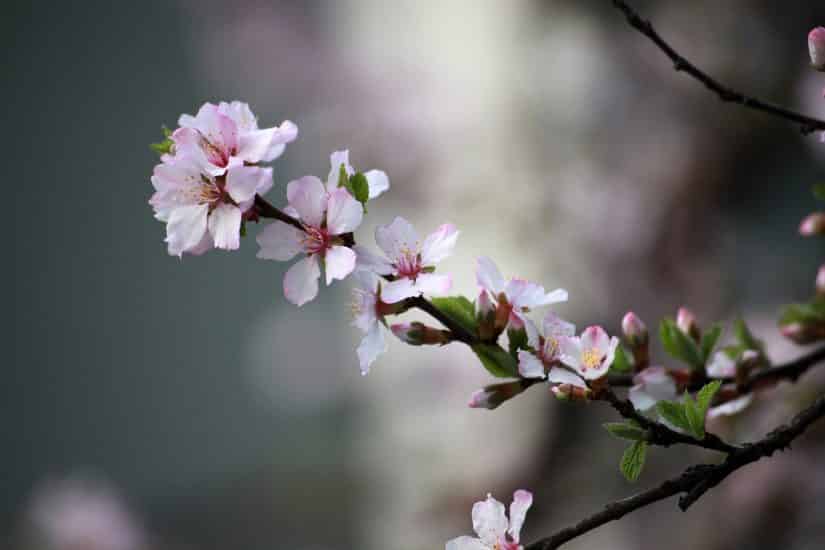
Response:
[391,322,452,346]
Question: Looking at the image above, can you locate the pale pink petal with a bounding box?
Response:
[504,278,539,309]
[508,490,532,543]
[353,269,380,293]
[324,246,357,285]
[286,176,327,227]
[524,318,540,348]
[518,351,546,379]
[353,245,394,276]
[558,336,582,371]
[326,188,364,235]
[375,217,419,260]
[207,203,242,250]
[256,221,305,261]
[475,256,505,295]
[171,127,223,176]
[547,367,586,387]
[445,536,488,550]
[421,223,459,266]
[326,150,353,191]
[186,231,214,256]
[633,367,678,403]
[706,352,736,378]
[166,203,209,257]
[216,100,257,132]
[364,169,390,199]
[357,323,388,375]
[601,336,620,372]
[414,273,452,297]
[225,165,272,204]
[237,127,278,163]
[708,395,752,419]
[580,326,610,352]
[380,278,419,303]
[543,313,575,338]
[283,256,321,306]
[471,495,508,546]
[536,287,569,306]
[629,385,657,411]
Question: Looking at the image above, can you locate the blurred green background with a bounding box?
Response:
[4,1,825,549]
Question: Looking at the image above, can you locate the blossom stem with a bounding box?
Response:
[610,0,825,135]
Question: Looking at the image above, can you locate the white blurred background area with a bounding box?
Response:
[4,1,825,549]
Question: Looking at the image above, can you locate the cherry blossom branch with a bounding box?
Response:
[253,194,480,345]
[524,393,825,550]
[610,0,825,135]
[598,387,738,453]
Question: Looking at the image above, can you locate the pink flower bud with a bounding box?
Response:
[550,383,592,402]
[799,212,825,236]
[781,322,825,345]
[391,322,451,346]
[809,27,825,71]
[476,290,494,317]
[468,380,527,410]
[817,264,825,297]
[621,311,648,345]
[676,307,700,342]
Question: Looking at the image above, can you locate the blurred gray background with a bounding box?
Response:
[4,1,825,549]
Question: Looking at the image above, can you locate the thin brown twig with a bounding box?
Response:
[525,394,825,550]
[610,0,825,135]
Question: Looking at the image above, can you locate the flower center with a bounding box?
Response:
[303,226,331,256]
[581,347,604,371]
[543,336,560,361]
[395,246,423,279]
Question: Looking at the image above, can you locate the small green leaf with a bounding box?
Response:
[472,343,519,378]
[813,183,825,201]
[696,380,722,417]
[683,395,705,439]
[620,440,648,482]
[779,301,825,326]
[604,421,648,441]
[700,323,722,362]
[610,345,633,373]
[659,319,704,369]
[655,400,690,432]
[150,125,174,155]
[337,163,350,189]
[507,327,529,359]
[430,296,478,334]
[239,220,247,237]
[733,318,763,352]
[349,172,370,205]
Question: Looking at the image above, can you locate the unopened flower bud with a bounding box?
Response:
[391,322,451,346]
[736,349,762,386]
[676,307,701,342]
[622,312,648,345]
[799,212,825,236]
[476,290,494,318]
[781,322,825,345]
[809,27,825,71]
[817,265,825,297]
[468,380,527,410]
[550,383,591,402]
[477,291,497,341]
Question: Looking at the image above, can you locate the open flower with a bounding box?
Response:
[351,270,391,374]
[518,313,584,387]
[257,176,363,306]
[150,154,272,256]
[325,150,390,199]
[476,257,568,329]
[354,217,457,303]
[628,367,678,411]
[446,490,532,550]
[559,326,619,381]
[173,101,297,176]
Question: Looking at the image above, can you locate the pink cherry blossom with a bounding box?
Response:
[476,256,568,329]
[559,325,619,381]
[150,154,272,256]
[173,101,297,176]
[446,490,532,550]
[325,150,390,199]
[518,313,584,387]
[257,176,363,306]
[628,366,678,411]
[350,270,390,374]
[809,27,825,71]
[354,217,458,303]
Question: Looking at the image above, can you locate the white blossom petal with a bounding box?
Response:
[559,336,582,371]
[445,536,488,550]
[706,352,736,379]
[166,203,209,257]
[547,367,586,387]
[629,385,657,411]
[326,188,363,235]
[326,150,353,191]
[414,273,452,297]
[283,256,321,306]
[364,169,390,199]
[357,323,388,375]
[421,223,459,266]
[286,176,327,227]
[226,165,272,204]
[207,203,242,250]
[543,313,576,338]
[375,217,419,260]
[353,245,394,276]
[324,245,357,285]
[508,490,533,543]
[476,256,506,295]
[518,351,546,379]
[708,395,752,419]
[256,221,305,261]
[380,278,419,303]
[471,495,508,546]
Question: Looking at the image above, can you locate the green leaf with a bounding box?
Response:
[659,319,704,369]
[655,400,690,432]
[733,318,763,352]
[683,395,705,439]
[471,343,519,378]
[507,327,529,359]
[430,296,478,334]
[337,163,350,189]
[813,183,825,201]
[699,323,722,362]
[239,220,247,238]
[349,172,370,205]
[779,301,825,326]
[696,380,722,417]
[150,125,174,155]
[620,440,648,482]
[604,421,648,441]
[610,345,633,373]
